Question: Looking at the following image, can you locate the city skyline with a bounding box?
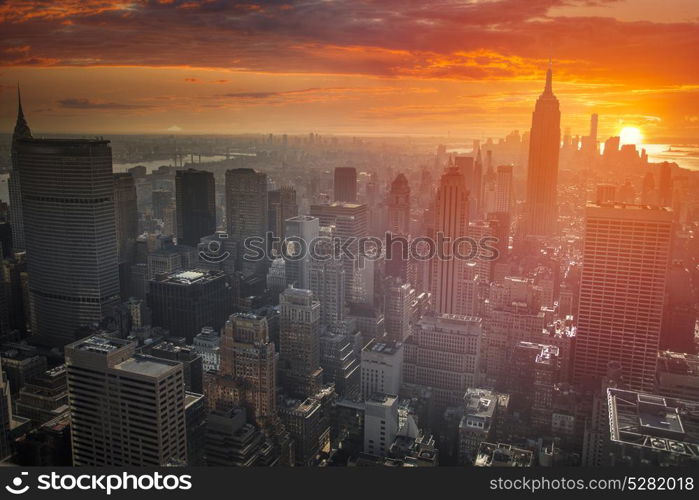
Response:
[0,0,697,475]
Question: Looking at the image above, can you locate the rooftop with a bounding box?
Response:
[195,326,219,340]
[588,201,672,212]
[185,392,205,408]
[155,268,224,285]
[69,335,132,355]
[114,354,180,378]
[475,442,533,467]
[326,202,363,209]
[586,202,673,222]
[607,388,699,458]
[363,339,402,356]
[543,317,577,339]
[367,393,398,407]
[658,351,699,376]
[464,388,497,419]
[516,341,560,365]
[280,397,321,415]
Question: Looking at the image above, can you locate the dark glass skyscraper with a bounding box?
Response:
[333,167,357,203]
[175,168,216,247]
[148,269,230,342]
[523,62,561,238]
[18,138,120,346]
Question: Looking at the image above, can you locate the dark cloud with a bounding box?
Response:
[58,98,152,109]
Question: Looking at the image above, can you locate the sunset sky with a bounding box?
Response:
[1,0,698,139]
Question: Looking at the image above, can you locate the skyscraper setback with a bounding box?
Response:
[523,62,561,238]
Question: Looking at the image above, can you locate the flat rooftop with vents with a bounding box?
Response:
[607,388,699,459]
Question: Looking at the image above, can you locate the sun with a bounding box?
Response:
[619,126,643,145]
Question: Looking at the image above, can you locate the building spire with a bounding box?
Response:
[13,83,32,141]
[543,58,553,95]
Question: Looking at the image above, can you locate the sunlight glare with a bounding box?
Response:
[619,126,643,145]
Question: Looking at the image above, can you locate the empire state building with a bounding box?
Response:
[524,62,561,238]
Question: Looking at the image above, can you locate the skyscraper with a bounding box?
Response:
[309,257,345,328]
[494,165,514,216]
[152,189,172,220]
[225,168,268,274]
[9,87,31,252]
[364,393,399,457]
[278,287,323,399]
[431,165,469,315]
[590,113,598,144]
[114,173,138,299]
[333,167,357,203]
[175,168,216,247]
[284,215,319,289]
[523,62,561,238]
[148,269,230,342]
[403,314,482,408]
[310,202,368,300]
[268,186,298,243]
[658,162,673,207]
[65,335,187,466]
[387,173,411,236]
[219,313,277,424]
[360,339,403,399]
[455,153,481,220]
[18,138,120,346]
[384,277,414,342]
[573,203,673,392]
[114,173,138,265]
